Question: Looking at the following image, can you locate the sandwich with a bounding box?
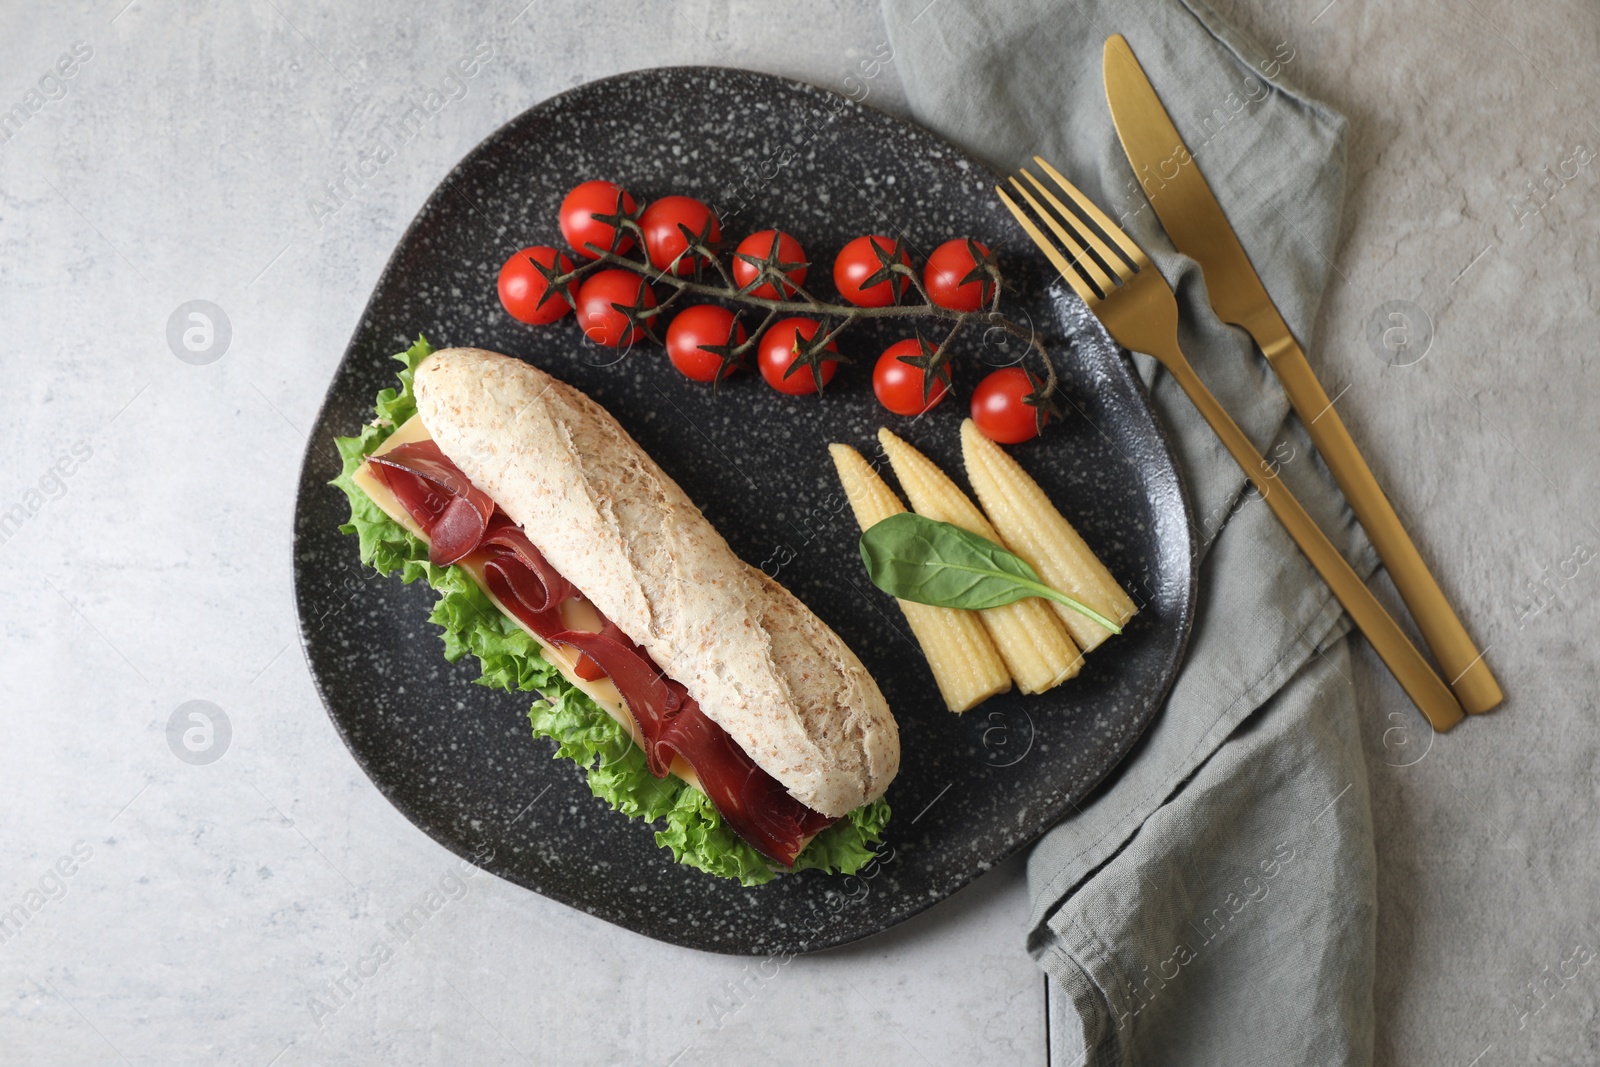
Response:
[332,338,898,884]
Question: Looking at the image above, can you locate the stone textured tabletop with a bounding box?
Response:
[1,1,1594,1065]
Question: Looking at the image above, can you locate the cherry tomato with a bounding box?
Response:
[497,246,576,325]
[575,269,656,348]
[924,238,995,313]
[758,317,839,396]
[640,195,721,276]
[971,367,1047,443]
[873,338,951,416]
[833,234,912,307]
[731,229,808,299]
[666,305,747,383]
[560,180,638,260]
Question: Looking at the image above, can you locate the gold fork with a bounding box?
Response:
[997,157,1463,732]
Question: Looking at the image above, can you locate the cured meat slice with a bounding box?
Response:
[369,440,495,565]
[552,631,834,866]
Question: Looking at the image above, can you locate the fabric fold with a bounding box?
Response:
[882,0,1381,1061]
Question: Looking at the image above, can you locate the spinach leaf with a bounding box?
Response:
[858,512,1121,634]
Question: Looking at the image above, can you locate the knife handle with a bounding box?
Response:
[1163,356,1465,732]
[1265,337,1503,714]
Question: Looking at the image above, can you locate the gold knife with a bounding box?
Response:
[1102,33,1502,714]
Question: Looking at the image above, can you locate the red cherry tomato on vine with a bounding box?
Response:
[731,229,808,299]
[833,234,912,307]
[575,269,655,348]
[560,180,637,260]
[924,238,995,313]
[971,367,1047,443]
[666,305,746,382]
[640,195,721,276]
[873,338,950,416]
[497,246,576,325]
[758,317,838,396]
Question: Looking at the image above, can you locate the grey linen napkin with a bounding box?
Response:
[882,1,1382,1062]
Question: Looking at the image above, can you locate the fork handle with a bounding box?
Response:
[1165,357,1465,731]
[1267,340,1502,713]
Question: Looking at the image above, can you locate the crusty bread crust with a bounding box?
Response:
[414,348,898,817]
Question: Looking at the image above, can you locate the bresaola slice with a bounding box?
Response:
[545,630,678,775]
[368,440,495,565]
[551,630,833,866]
[481,515,578,606]
[479,552,565,637]
[477,517,617,681]
[477,514,576,637]
[367,441,837,866]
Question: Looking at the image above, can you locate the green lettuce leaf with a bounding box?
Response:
[790,797,892,875]
[331,335,891,886]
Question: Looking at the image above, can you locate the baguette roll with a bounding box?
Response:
[413,347,898,818]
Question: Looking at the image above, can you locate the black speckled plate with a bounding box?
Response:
[294,66,1196,956]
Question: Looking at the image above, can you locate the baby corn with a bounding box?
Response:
[829,443,1012,712]
[877,428,1082,692]
[959,419,1137,653]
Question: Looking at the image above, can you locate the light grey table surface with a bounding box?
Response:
[0,1,1593,1065]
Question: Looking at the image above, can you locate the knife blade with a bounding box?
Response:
[1102,33,1502,714]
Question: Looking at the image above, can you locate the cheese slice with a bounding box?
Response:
[354,414,707,794]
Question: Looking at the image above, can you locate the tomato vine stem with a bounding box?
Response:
[548,231,1059,411]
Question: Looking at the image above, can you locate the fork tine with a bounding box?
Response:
[995,185,1098,305]
[1006,177,1117,297]
[1032,156,1148,269]
[1016,170,1126,293]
